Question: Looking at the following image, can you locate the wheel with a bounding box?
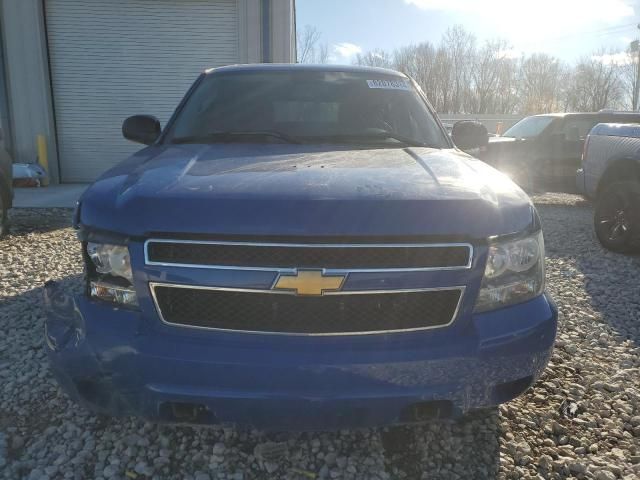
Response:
[594,181,640,253]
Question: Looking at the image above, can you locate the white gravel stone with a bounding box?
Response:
[0,198,639,479]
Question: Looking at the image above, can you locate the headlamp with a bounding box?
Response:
[475,231,545,312]
[87,242,133,282]
[86,242,136,306]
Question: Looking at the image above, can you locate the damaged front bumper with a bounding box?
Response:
[44,281,557,431]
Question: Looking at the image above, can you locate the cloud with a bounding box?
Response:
[331,42,362,62]
[593,51,635,65]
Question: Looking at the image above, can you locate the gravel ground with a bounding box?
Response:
[0,195,639,480]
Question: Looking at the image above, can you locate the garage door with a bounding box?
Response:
[46,0,239,182]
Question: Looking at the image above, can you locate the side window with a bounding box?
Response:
[560,118,596,141]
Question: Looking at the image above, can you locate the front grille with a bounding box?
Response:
[152,285,462,335]
[146,241,471,270]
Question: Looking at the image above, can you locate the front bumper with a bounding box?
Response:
[44,281,557,430]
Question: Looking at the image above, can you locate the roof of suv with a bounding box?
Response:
[590,123,640,137]
[205,63,407,77]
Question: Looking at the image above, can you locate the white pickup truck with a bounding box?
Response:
[577,123,640,253]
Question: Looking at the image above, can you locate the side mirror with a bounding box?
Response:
[451,121,488,151]
[122,115,161,145]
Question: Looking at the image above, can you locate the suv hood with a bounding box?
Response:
[79,144,535,239]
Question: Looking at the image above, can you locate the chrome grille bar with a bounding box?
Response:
[144,239,473,273]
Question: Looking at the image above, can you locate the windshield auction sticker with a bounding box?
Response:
[366,79,412,90]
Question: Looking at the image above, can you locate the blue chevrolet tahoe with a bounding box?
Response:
[44,65,557,430]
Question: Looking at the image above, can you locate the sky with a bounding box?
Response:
[296,0,640,64]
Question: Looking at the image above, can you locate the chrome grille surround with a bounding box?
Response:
[144,239,473,273]
[149,283,466,336]
[144,239,472,335]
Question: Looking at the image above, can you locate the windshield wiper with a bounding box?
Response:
[305,131,430,148]
[170,130,302,145]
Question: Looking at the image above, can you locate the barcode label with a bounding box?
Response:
[366,79,412,90]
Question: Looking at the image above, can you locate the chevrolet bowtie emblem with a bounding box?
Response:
[273,270,346,296]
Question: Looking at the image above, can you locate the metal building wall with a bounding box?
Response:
[0,19,11,153]
[46,0,240,182]
[270,0,296,63]
[0,0,59,182]
[0,0,295,184]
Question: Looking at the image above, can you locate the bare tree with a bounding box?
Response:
[568,52,623,111]
[317,43,330,64]
[441,26,475,113]
[494,55,520,114]
[393,43,436,89]
[431,46,454,112]
[621,43,638,110]
[354,49,393,68]
[518,54,564,114]
[393,44,421,78]
[297,25,322,64]
[469,39,512,113]
[330,25,632,114]
[557,66,576,112]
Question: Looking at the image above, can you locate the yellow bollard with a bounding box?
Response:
[37,134,49,186]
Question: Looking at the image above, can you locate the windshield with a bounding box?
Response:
[502,116,555,139]
[164,70,450,148]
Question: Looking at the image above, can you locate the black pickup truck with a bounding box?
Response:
[478,112,640,192]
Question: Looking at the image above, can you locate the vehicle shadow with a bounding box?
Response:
[0,276,84,478]
[537,201,640,349]
[6,208,74,237]
[379,411,501,479]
